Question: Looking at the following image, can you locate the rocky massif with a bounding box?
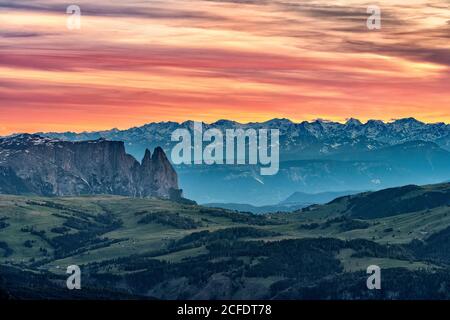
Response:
[41,117,450,161]
[0,134,180,199]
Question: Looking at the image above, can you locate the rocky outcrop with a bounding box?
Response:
[137,147,179,198]
[0,134,180,199]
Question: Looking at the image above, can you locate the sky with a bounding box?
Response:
[0,0,449,135]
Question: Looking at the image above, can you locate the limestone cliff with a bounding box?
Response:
[0,134,180,199]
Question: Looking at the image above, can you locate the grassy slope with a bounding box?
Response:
[0,195,279,269]
[1,184,449,278]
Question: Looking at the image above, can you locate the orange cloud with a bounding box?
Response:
[0,0,449,135]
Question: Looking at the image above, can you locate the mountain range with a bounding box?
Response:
[39,117,450,160]
[3,117,448,205]
[0,134,180,199]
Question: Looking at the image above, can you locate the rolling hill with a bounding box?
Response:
[1,182,450,299]
[298,183,450,220]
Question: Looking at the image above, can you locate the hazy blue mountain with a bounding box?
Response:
[281,190,361,205]
[22,118,450,204]
[177,140,450,204]
[38,118,450,161]
[204,191,359,214]
[203,202,308,214]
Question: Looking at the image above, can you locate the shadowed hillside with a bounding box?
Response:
[306,183,450,219]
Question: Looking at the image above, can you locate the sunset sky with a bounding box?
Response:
[0,0,449,135]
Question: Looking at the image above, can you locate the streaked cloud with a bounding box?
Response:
[0,0,448,134]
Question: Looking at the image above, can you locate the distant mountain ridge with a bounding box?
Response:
[281,190,361,205]
[204,202,307,214]
[2,117,449,204]
[0,134,180,199]
[177,140,450,205]
[205,190,360,214]
[35,117,450,161]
